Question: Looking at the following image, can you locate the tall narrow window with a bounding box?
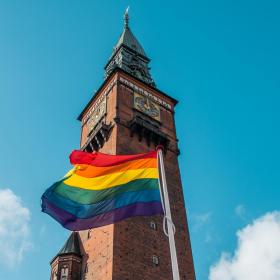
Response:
[150,221,157,230]
[152,255,159,266]
[60,266,68,280]
[85,263,88,274]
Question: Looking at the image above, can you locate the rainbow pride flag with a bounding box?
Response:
[41,150,163,230]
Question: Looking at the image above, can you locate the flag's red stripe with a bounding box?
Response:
[70,150,157,167]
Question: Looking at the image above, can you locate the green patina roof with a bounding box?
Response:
[105,9,155,87]
[58,232,82,257]
[114,25,148,58]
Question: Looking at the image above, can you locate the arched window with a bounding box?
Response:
[60,266,68,280]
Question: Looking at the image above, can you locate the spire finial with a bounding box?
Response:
[124,6,129,28]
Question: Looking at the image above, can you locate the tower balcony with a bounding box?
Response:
[82,122,112,152]
[128,112,170,151]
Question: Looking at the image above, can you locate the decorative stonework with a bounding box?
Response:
[82,78,117,125]
[86,96,107,135]
[128,113,169,150]
[82,122,113,152]
[134,92,161,121]
[119,76,172,110]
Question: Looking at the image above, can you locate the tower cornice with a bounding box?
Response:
[77,67,178,122]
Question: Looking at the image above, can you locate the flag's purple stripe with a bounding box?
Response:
[41,197,163,231]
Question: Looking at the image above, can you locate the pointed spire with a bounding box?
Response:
[57,232,82,257]
[124,6,129,29]
[104,9,156,87]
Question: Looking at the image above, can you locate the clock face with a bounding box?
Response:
[87,97,106,134]
[134,93,161,121]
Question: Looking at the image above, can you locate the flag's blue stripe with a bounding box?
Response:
[42,189,161,219]
[41,197,163,231]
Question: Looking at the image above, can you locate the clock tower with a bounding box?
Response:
[50,10,195,280]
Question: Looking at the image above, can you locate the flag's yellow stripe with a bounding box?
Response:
[63,168,158,190]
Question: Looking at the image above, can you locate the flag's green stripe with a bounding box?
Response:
[53,178,159,205]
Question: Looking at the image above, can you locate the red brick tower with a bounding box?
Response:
[51,10,195,280]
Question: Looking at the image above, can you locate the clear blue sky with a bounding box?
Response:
[1,1,280,279]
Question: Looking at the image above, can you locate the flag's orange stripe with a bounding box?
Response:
[74,158,157,178]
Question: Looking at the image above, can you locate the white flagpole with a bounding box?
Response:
[157,147,180,280]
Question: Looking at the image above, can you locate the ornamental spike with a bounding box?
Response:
[124,6,130,28]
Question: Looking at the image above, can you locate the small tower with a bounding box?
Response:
[50,232,82,280]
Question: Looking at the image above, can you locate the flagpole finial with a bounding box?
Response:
[124,6,130,28]
[156,145,164,151]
